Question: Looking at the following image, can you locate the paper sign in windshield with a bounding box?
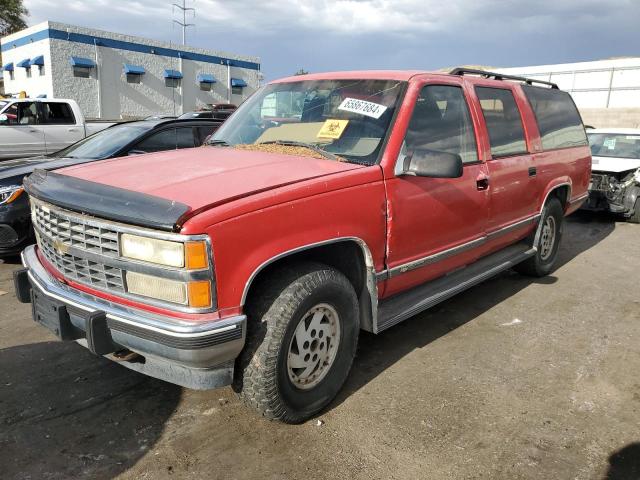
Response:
[338,98,388,119]
[603,137,616,150]
[317,119,349,139]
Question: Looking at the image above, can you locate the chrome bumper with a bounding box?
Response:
[18,245,246,389]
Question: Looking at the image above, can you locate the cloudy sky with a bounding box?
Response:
[23,0,640,80]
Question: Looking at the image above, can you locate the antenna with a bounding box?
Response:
[172,0,195,45]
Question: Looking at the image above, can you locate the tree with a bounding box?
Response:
[0,0,29,65]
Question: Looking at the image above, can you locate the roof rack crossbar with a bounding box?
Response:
[449,67,559,89]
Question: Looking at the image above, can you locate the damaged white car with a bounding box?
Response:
[585,128,640,223]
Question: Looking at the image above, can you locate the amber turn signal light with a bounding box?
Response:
[185,241,208,269]
[188,280,212,308]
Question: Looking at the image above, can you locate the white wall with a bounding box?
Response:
[1,36,54,98]
[497,58,640,109]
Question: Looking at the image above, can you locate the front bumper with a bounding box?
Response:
[16,245,246,389]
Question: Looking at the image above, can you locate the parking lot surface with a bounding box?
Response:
[0,211,639,480]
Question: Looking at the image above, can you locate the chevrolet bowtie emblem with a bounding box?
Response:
[53,239,69,255]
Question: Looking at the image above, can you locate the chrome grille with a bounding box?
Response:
[31,199,125,293]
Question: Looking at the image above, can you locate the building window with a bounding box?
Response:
[165,77,180,88]
[38,65,45,76]
[25,67,32,79]
[126,74,142,84]
[200,82,212,92]
[73,67,92,78]
[9,71,14,81]
[232,86,243,95]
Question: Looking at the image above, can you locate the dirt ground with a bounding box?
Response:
[1,211,639,480]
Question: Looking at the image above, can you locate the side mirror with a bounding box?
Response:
[402,149,463,178]
[0,114,8,124]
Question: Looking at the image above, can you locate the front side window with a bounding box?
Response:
[41,102,75,125]
[523,86,587,150]
[4,102,38,125]
[211,79,406,165]
[403,85,478,164]
[134,127,195,153]
[476,87,527,158]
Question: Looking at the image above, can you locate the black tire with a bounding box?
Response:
[628,199,640,224]
[234,262,359,423]
[515,197,564,277]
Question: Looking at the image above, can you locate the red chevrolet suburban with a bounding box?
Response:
[15,68,591,423]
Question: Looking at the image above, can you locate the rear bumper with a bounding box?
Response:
[16,245,246,389]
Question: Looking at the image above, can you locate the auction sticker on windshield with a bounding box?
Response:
[317,119,349,139]
[338,98,388,119]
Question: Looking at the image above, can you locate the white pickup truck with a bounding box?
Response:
[0,98,116,160]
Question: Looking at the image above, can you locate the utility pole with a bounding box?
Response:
[173,0,195,45]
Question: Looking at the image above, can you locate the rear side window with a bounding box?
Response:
[41,102,75,125]
[134,127,195,153]
[404,85,478,164]
[476,87,527,158]
[522,86,587,150]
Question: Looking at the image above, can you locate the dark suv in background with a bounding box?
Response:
[0,117,222,255]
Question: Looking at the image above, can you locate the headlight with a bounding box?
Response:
[0,185,24,205]
[120,234,185,267]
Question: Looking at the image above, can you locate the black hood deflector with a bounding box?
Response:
[24,169,191,232]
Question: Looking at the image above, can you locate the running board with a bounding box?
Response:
[376,243,536,333]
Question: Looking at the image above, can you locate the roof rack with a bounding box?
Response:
[449,67,558,89]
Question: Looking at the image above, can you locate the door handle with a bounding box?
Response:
[528,166,537,177]
[476,176,490,191]
[68,128,78,132]
[28,129,38,133]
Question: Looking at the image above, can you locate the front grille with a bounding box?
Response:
[31,199,125,293]
[590,174,610,192]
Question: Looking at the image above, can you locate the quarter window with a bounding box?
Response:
[476,87,527,158]
[404,85,478,164]
[522,86,587,150]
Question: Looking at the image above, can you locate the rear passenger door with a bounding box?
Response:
[40,102,82,154]
[129,127,196,154]
[473,86,538,234]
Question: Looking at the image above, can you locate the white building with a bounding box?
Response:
[496,58,640,128]
[1,21,261,119]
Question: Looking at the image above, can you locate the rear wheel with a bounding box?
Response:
[515,197,564,277]
[235,262,359,423]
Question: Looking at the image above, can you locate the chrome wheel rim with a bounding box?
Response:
[286,303,341,390]
[539,215,556,261]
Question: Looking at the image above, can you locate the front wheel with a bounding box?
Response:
[515,197,564,277]
[627,198,640,224]
[235,262,359,423]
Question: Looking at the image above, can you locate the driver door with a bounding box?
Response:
[0,102,46,159]
[383,82,490,297]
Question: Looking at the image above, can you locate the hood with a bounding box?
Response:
[592,155,640,173]
[0,156,98,183]
[57,147,363,213]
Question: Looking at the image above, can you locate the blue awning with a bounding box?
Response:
[164,69,183,79]
[231,78,247,88]
[70,56,96,68]
[2,63,14,72]
[197,73,216,84]
[30,55,44,66]
[16,58,31,68]
[124,64,145,75]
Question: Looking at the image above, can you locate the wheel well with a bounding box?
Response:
[546,185,570,211]
[244,241,374,331]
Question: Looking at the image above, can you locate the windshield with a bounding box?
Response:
[0,100,9,112]
[210,79,406,165]
[53,124,149,159]
[588,133,640,160]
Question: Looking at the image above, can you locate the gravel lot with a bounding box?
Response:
[0,211,639,480]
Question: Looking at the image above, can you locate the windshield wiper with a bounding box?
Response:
[259,140,340,161]
[206,139,231,147]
